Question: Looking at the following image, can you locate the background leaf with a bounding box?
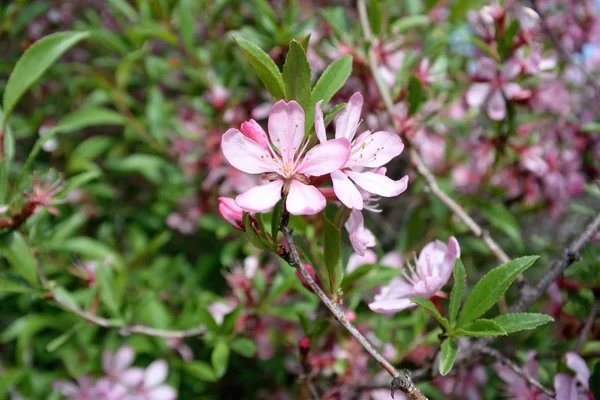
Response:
[234,37,285,100]
[439,339,458,375]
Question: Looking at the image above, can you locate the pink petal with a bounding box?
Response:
[296,138,350,177]
[503,83,531,100]
[102,350,113,374]
[347,250,377,273]
[331,170,364,210]
[487,89,506,120]
[368,298,415,313]
[221,129,276,174]
[240,119,270,149]
[345,209,376,256]
[380,251,403,268]
[347,131,404,168]
[565,352,590,389]
[347,171,409,197]
[314,100,327,144]
[466,83,490,107]
[236,180,283,213]
[148,386,178,400]
[478,58,497,80]
[335,92,363,141]
[113,346,135,372]
[554,374,578,400]
[121,367,144,387]
[268,100,305,164]
[144,359,168,388]
[286,180,326,215]
[502,58,522,80]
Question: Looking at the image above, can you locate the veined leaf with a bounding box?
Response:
[234,37,285,100]
[492,313,554,334]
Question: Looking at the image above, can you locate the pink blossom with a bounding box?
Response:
[495,351,551,399]
[101,346,144,388]
[345,209,376,256]
[221,100,351,215]
[466,57,531,120]
[133,360,177,400]
[369,237,460,313]
[218,197,245,230]
[315,93,408,210]
[208,302,236,325]
[347,250,403,273]
[554,352,592,400]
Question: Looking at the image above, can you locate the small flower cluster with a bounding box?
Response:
[53,346,176,400]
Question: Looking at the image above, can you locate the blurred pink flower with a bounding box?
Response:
[134,360,177,400]
[369,237,460,313]
[221,100,350,215]
[554,352,593,400]
[218,197,245,230]
[495,351,550,399]
[345,209,376,256]
[316,93,408,210]
[208,302,236,325]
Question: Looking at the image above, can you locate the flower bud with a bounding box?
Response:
[240,119,270,149]
[218,197,244,230]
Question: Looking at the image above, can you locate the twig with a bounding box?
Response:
[510,212,600,313]
[575,295,600,353]
[278,211,427,400]
[356,0,511,267]
[479,347,555,398]
[50,289,206,339]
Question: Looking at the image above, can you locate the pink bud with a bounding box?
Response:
[218,197,245,230]
[240,119,270,149]
[298,337,311,354]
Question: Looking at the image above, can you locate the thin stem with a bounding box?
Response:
[575,295,600,353]
[356,0,511,267]
[279,211,427,400]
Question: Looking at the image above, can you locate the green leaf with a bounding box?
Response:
[0,277,37,294]
[52,237,118,262]
[271,198,285,241]
[3,31,90,118]
[107,0,139,21]
[478,201,523,251]
[177,0,195,52]
[367,0,383,36]
[458,256,539,327]
[407,75,426,116]
[392,15,430,33]
[183,361,217,382]
[323,103,346,127]
[282,40,312,113]
[211,341,230,378]
[231,337,257,357]
[105,154,169,184]
[412,296,450,331]
[449,259,466,324]
[311,55,352,108]
[300,34,311,51]
[492,313,554,334]
[456,319,507,337]
[243,213,272,250]
[439,339,458,375]
[96,265,120,316]
[46,323,80,352]
[234,37,285,100]
[449,0,488,23]
[322,215,341,293]
[0,232,39,287]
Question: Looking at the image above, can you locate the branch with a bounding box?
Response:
[356,0,510,266]
[278,211,427,400]
[479,347,555,398]
[511,212,600,313]
[575,295,600,353]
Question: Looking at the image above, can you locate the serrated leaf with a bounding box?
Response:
[300,34,311,51]
[234,37,285,100]
[283,40,312,113]
[456,319,507,337]
[449,258,466,324]
[3,31,90,118]
[212,341,230,378]
[323,103,346,127]
[322,215,341,294]
[309,55,352,130]
[439,339,458,375]
[412,296,450,331]
[0,232,39,287]
[458,256,539,327]
[492,313,554,334]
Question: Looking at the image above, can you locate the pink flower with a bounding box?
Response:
[221,100,351,215]
[315,93,408,210]
[347,250,403,273]
[345,209,376,256]
[218,197,245,230]
[134,360,177,400]
[208,302,236,325]
[369,237,460,313]
[554,352,592,400]
[101,346,144,388]
[466,57,531,120]
[495,351,550,399]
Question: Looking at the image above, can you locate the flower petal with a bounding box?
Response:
[236,180,283,213]
[286,180,326,215]
[268,100,305,164]
[380,251,403,268]
[221,128,276,174]
[347,171,409,197]
[368,298,415,314]
[565,352,590,389]
[335,92,363,141]
[466,83,490,107]
[487,89,506,120]
[314,100,327,144]
[345,209,376,256]
[346,131,404,168]
[144,359,168,388]
[296,138,350,177]
[113,346,135,372]
[554,374,578,400]
[121,368,144,387]
[347,250,377,273]
[331,170,363,210]
[148,386,178,400]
